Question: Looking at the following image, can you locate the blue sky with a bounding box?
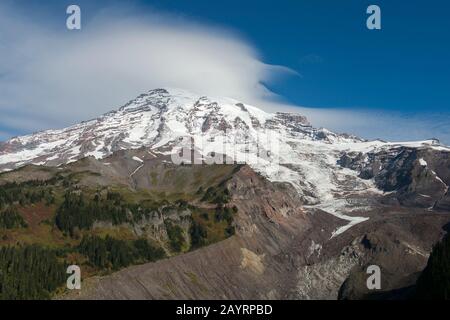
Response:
[1,0,449,143]
[146,0,450,111]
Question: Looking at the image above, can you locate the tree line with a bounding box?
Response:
[78,235,166,270]
[0,207,28,229]
[0,181,54,210]
[0,245,65,300]
[55,191,129,235]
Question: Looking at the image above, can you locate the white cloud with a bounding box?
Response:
[0,3,295,136]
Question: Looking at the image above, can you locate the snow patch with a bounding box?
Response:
[419,158,427,166]
[132,156,144,163]
[130,163,144,178]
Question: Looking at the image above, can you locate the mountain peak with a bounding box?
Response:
[1,88,447,176]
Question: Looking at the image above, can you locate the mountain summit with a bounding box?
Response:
[0,88,360,171]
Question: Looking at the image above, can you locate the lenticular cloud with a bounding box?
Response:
[0,3,294,137]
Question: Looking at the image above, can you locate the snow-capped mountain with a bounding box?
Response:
[1,88,449,235]
[0,88,360,168]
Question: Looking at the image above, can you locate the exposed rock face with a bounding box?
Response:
[336,217,444,300]
[274,112,310,127]
[339,146,450,210]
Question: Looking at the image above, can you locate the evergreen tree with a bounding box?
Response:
[0,208,28,229]
[0,245,65,300]
[190,220,207,249]
[165,220,186,252]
